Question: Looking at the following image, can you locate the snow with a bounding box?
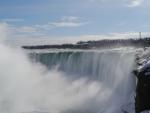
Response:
[136,48,150,74]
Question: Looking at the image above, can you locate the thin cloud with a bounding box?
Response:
[127,0,144,7]
[50,22,85,27]
[86,0,145,8]
[3,16,89,40]
[61,16,79,22]
[49,16,88,28]
[2,18,24,22]
[14,16,88,33]
[18,26,37,33]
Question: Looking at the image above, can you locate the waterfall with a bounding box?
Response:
[29,49,136,113]
[0,43,137,113]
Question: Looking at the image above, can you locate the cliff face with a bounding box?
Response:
[22,38,150,50]
[134,48,150,113]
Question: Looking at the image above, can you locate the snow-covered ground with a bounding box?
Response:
[135,48,150,71]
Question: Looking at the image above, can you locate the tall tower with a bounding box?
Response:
[139,32,142,39]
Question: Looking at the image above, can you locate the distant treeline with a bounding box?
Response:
[22,37,150,49]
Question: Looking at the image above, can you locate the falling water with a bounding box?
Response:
[29,49,136,113]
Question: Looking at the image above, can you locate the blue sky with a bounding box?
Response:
[0,0,150,45]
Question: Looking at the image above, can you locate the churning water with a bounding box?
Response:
[0,43,136,113]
